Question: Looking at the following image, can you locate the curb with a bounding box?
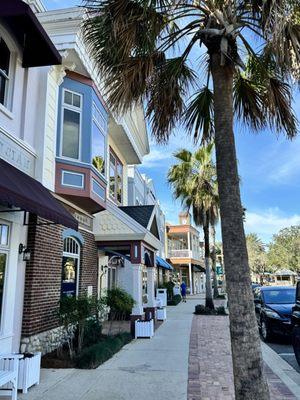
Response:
[261,342,300,399]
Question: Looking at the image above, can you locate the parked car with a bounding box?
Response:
[251,283,261,293]
[253,286,296,342]
[291,282,300,365]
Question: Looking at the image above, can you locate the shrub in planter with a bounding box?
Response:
[58,295,106,358]
[194,304,227,315]
[160,281,175,300]
[76,333,132,369]
[167,294,182,306]
[216,294,226,299]
[104,288,135,320]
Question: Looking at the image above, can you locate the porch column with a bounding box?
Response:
[131,264,144,316]
[188,262,193,295]
[146,267,156,307]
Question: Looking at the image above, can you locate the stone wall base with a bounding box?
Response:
[20,326,71,355]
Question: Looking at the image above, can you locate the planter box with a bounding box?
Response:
[135,319,154,339]
[156,289,167,307]
[18,353,41,394]
[0,352,41,394]
[156,308,167,321]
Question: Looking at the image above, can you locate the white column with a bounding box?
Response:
[131,264,144,315]
[146,267,156,307]
[187,231,191,256]
[188,262,193,295]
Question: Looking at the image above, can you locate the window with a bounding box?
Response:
[107,266,117,290]
[109,150,123,203]
[142,266,148,303]
[92,104,106,175]
[0,222,9,329]
[61,237,80,298]
[61,90,82,160]
[0,38,11,107]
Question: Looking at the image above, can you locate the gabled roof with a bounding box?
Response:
[119,205,155,229]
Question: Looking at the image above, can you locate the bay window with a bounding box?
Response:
[92,103,106,176]
[109,150,123,203]
[61,90,82,160]
[0,37,11,107]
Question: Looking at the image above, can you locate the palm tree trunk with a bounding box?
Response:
[211,54,270,400]
[211,225,219,298]
[204,216,214,309]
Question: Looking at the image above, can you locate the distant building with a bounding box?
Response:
[128,166,166,258]
[166,212,205,295]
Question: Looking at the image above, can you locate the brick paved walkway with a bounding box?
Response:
[188,315,297,400]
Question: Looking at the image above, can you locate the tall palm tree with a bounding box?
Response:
[82,1,299,398]
[168,144,219,310]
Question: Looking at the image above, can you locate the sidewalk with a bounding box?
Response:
[18,296,201,400]
[188,314,298,400]
[15,296,300,400]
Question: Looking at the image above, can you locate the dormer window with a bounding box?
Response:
[0,37,11,107]
[61,89,82,160]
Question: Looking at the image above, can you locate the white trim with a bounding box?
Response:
[60,88,83,162]
[61,170,85,189]
[0,219,11,336]
[0,125,37,158]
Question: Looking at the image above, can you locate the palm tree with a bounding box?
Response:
[168,144,219,310]
[82,2,299,398]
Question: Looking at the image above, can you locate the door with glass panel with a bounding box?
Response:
[0,222,9,328]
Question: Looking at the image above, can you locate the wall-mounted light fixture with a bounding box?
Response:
[19,244,31,262]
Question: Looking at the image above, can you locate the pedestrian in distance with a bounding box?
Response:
[181,281,187,302]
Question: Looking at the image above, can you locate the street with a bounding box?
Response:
[265,338,300,373]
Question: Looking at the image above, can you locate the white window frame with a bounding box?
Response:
[0,220,10,335]
[60,88,83,162]
[62,237,81,297]
[61,170,85,189]
[0,28,17,113]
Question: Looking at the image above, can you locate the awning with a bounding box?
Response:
[193,265,205,273]
[100,248,130,261]
[0,0,61,67]
[0,159,78,230]
[156,256,173,270]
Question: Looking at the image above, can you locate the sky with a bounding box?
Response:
[44,0,300,243]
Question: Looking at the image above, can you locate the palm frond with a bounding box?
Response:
[185,86,214,144]
[146,57,196,142]
[233,72,265,131]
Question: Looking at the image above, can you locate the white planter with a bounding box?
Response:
[18,353,41,394]
[135,319,154,339]
[156,289,167,307]
[156,308,167,321]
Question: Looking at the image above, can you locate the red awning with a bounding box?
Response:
[0,0,61,67]
[0,159,78,230]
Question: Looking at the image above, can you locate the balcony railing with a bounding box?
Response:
[168,249,193,258]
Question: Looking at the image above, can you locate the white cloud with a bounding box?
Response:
[244,207,300,243]
[142,148,173,168]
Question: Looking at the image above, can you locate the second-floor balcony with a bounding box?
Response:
[168,249,193,258]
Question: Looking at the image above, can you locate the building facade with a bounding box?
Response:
[0,0,79,354]
[166,212,205,295]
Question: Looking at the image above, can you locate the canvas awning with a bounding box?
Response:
[0,159,78,230]
[0,0,61,67]
[156,256,173,270]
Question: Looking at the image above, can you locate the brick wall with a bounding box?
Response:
[79,229,98,297]
[22,216,98,338]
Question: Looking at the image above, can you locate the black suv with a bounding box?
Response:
[291,282,300,365]
[254,286,296,341]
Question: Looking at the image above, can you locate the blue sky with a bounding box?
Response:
[44,0,300,243]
